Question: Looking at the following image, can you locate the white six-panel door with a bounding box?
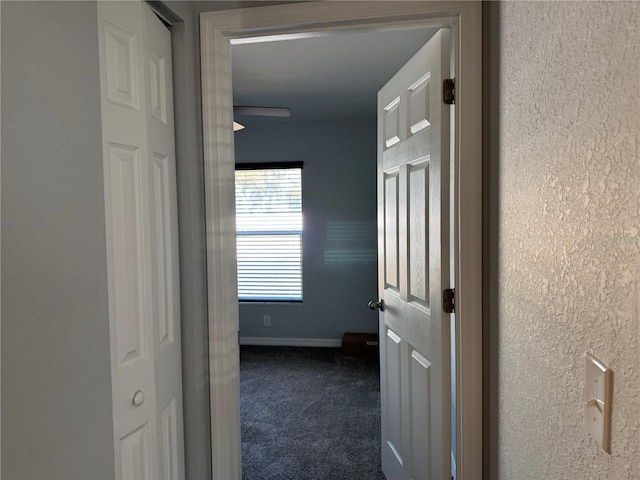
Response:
[377,29,451,480]
[97,2,185,478]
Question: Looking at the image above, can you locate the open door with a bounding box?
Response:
[375,29,451,480]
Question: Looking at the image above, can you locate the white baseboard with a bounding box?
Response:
[239,336,342,348]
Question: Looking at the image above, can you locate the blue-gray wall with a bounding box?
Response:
[234,118,379,342]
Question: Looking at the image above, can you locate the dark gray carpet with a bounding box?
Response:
[240,346,385,480]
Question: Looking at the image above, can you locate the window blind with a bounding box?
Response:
[235,166,302,301]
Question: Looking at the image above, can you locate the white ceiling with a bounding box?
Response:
[231,26,439,124]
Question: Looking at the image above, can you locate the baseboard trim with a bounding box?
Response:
[239,336,342,348]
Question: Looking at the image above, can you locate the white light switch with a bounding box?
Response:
[583,353,613,453]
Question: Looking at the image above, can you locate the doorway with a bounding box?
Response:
[230,26,437,478]
[230,25,439,349]
[200,3,482,479]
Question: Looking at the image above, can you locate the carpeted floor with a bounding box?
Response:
[240,346,385,480]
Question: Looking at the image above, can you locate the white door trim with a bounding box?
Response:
[199,2,482,478]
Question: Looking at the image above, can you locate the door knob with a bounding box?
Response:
[132,390,145,407]
[368,299,385,311]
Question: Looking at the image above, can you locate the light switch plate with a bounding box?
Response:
[584,353,613,453]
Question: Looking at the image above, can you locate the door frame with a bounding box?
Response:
[199,2,482,478]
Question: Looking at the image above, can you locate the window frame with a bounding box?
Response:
[235,161,304,303]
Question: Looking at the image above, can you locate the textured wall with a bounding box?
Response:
[492,2,640,478]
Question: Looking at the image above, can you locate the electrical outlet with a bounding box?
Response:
[263,315,271,327]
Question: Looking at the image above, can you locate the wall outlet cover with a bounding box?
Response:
[583,353,613,454]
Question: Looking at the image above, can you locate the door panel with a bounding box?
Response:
[384,328,405,474]
[408,160,429,306]
[98,2,184,478]
[383,98,401,148]
[120,423,153,480]
[384,173,399,289]
[103,21,139,110]
[143,5,185,479]
[107,144,146,369]
[161,398,180,479]
[150,153,171,347]
[377,28,451,480]
[410,349,431,480]
[149,53,168,124]
[408,74,430,135]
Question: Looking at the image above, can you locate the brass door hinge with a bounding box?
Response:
[443,288,455,314]
[443,78,455,105]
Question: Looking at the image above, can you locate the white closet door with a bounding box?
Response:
[97,2,184,478]
[142,6,185,480]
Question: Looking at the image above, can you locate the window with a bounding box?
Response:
[235,163,303,301]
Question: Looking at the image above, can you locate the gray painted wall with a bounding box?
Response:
[160,2,213,478]
[163,2,304,476]
[485,2,640,478]
[163,3,297,477]
[0,2,223,478]
[1,2,115,478]
[0,2,286,478]
[234,118,379,341]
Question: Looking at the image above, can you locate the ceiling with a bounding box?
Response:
[231,25,439,124]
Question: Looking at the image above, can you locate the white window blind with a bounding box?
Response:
[235,165,303,301]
